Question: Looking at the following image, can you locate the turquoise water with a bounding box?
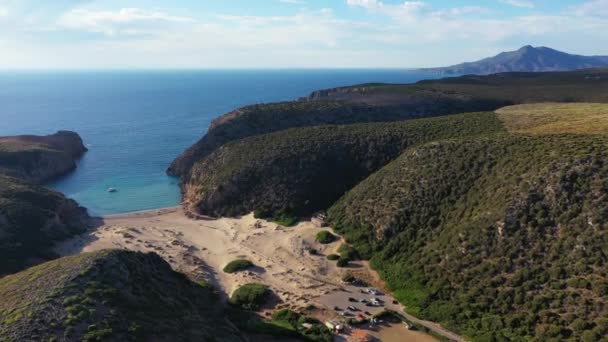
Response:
[0,70,436,216]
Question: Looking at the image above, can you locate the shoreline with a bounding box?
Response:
[100,205,182,219]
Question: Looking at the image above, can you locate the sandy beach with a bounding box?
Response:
[55,207,346,311]
[55,207,440,341]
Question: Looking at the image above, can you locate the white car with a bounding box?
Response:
[366,288,380,295]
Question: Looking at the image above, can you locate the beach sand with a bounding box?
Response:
[55,207,439,341]
[55,207,345,312]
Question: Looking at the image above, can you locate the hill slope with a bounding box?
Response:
[420,45,608,75]
[170,68,608,180]
[328,104,608,340]
[0,175,89,275]
[182,112,503,218]
[0,131,90,276]
[0,250,245,342]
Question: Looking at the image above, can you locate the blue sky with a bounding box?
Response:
[1,0,607,69]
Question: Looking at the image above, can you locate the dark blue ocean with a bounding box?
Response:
[0,70,436,216]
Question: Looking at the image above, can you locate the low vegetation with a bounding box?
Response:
[0,175,89,275]
[336,258,349,268]
[270,309,333,342]
[230,283,271,311]
[185,111,504,217]
[315,231,337,244]
[223,259,254,273]
[171,67,608,182]
[326,254,340,261]
[0,250,245,341]
[329,106,608,340]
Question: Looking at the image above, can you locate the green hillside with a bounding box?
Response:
[179,101,608,340]
[0,175,89,275]
[0,250,245,342]
[0,131,90,276]
[184,111,503,217]
[328,104,608,340]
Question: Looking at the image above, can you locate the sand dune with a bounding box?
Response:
[55,208,345,311]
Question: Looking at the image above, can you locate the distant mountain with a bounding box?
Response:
[420,45,608,75]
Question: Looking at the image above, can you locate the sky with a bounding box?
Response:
[0,0,607,69]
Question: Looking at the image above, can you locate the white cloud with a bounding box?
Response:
[278,0,306,4]
[346,0,382,9]
[575,0,608,17]
[59,8,193,35]
[500,0,534,8]
[0,1,607,68]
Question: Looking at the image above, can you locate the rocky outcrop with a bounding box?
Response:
[0,131,90,276]
[0,130,87,183]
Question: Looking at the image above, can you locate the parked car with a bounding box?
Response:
[364,311,372,316]
[359,298,368,303]
[348,297,357,302]
[347,305,358,311]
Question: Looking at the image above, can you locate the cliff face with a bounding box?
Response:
[0,130,88,184]
[0,131,90,276]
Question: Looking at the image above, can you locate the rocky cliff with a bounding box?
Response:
[0,130,87,183]
[0,131,90,276]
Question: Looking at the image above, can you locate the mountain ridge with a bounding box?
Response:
[419,45,608,75]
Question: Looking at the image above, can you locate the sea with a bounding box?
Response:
[0,70,437,216]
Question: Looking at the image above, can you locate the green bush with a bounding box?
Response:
[273,210,298,227]
[270,309,332,342]
[223,259,254,273]
[315,231,337,244]
[230,283,270,310]
[341,273,356,283]
[337,244,359,261]
[326,254,340,261]
[253,209,272,219]
[336,258,349,268]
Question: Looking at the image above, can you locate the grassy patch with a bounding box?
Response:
[496,102,608,135]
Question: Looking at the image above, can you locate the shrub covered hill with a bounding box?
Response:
[172,69,608,340]
[169,67,608,178]
[0,131,90,276]
[0,249,246,341]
